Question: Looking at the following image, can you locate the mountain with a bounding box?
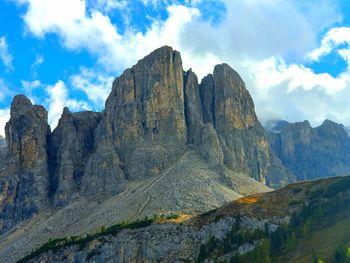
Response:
[268,119,350,181]
[0,136,5,148]
[0,46,296,261]
[0,136,6,165]
[17,175,350,263]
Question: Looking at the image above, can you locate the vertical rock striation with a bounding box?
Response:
[184,69,204,145]
[100,46,187,179]
[199,64,292,185]
[0,95,50,232]
[268,119,350,181]
[49,108,102,206]
[0,46,294,235]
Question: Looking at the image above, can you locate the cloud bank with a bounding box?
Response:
[5,0,350,136]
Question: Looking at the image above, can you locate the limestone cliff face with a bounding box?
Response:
[268,119,350,180]
[184,69,204,145]
[101,46,187,179]
[199,64,291,185]
[0,46,292,236]
[49,108,102,206]
[0,95,50,233]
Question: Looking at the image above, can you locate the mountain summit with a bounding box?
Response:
[0,47,293,261]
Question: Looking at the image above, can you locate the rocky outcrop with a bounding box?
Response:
[99,46,187,179]
[49,108,102,206]
[0,46,292,238]
[0,95,50,233]
[199,64,292,186]
[184,69,204,145]
[268,119,350,180]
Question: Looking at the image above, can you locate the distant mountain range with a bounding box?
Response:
[267,119,350,181]
[1,47,350,262]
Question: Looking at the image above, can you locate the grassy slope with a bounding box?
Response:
[17,176,350,263]
[278,217,350,263]
[194,176,350,263]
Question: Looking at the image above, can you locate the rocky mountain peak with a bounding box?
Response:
[184,68,203,145]
[61,107,71,118]
[0,47,291,236]
[1,94,50,233]
[9,94,33,117]
[5,94,50,170]
[213,63,257,130]
[101,45,187,179]
[50,109,102,205]
[317,119,348,138]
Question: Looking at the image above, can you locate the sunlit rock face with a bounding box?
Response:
[100,46,187,179]
[49,108,102,206]
[199,64,292,186]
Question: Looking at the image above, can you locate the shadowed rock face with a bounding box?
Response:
[0,95,50,233]
[49,108,102,206]
[184,69,204,145]
[268,119,350,181]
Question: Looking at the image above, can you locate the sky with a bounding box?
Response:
[1,0,350,136]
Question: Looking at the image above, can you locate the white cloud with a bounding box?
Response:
[0,108,10,137]
[70,67,114,108]
[241,25,350,127]
[308,27,350,61]
[45,80,90,129]
[15,0,350,128]
[94,0,128,12]
[31,54,44,77]
[21,79,42,92]
[0,36,14,71]
[15,0,200,72]
[243,56,350,125]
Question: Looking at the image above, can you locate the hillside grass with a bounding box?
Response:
[196,176,350,263]
[277,217,350,263]
[17,213,186,263]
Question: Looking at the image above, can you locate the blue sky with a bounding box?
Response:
[0,0,350,136]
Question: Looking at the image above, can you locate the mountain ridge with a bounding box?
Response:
[0,46,288,261]
[268,119,350,181]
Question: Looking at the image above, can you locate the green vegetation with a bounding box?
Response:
[18,177,350,263]
[332,244,350,263]
[289,200,302,206]
[17,213,180,263]
[196,177,350,263]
